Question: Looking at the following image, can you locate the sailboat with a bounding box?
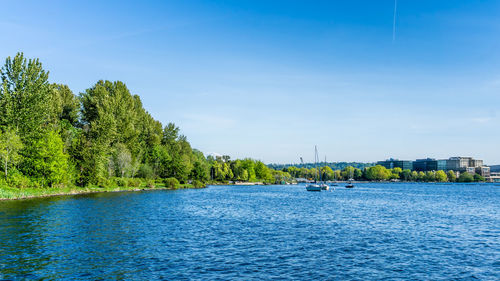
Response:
[331,166,339,187]
[320,156,329,190]
[306,146,322,192]
[345,167,355,188]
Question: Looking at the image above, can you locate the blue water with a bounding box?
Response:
[0,183,499,280]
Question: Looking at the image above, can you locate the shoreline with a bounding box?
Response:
[0,184,206,201]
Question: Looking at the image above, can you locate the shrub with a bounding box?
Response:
[164,177,180,189]
[192,180,205,188]
[146,179,156,188]
[98,177,113,188]
[127,178,142,187]
[137,164,154,179]
[115,177,128,187]
[8,172,32,188]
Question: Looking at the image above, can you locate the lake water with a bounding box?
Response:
[0,183,499,280]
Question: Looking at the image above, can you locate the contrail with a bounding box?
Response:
[393,0,398,42]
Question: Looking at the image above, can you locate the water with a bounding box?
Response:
[0,183,499,280]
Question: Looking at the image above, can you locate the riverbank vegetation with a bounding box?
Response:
[0,53,288,199]
[282,164,485,182]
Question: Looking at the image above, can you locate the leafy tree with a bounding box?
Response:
[113,143,132,178]
[23,130,71,186]
[425,171,436,182]
[353,168,363,180]
[458,172,474,183]
[48,84,80,126]
[191,161,208,181]
[401,169,412,181]
[446,170,457,182]
[0,129,23,178]
[255,161,273,182]
[0,53,50,138]
[435,170,448,182]
[473,174,485,182]
[410,171,419,181]
[365,165,391,181]
[417,171,426,182]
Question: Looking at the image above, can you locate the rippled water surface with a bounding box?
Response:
[0,183,499,280]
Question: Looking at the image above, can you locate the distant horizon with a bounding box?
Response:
[2,0,499,164]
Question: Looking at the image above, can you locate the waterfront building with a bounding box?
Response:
[476,166,490,178]
[446,157,483,172]
[378,156,487,173]
[413,158,443,172]
[490,172,500,183]
[377,159,413,170]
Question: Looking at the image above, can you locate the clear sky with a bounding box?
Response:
[1,0,499,164]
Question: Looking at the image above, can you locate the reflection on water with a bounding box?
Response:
[0,184,499,280]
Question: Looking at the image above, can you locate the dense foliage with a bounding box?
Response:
[0,53,285,189]
[282,164,485,182]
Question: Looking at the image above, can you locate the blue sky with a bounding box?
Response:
[1,0,499,164]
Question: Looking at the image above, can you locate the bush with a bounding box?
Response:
[192,180,205,188]
[146,179,156,188]
[8,172,32,188]
[98,177,113,188]
[164,177,180,189]
[115,177,128,187]
[137,164,154,179]
[127,178,142,187]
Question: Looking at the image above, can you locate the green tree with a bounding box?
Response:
[113,143,132,178]
[0,53,50,138]
[473,174,485,182]
[365,165,391,181]
[435,170,447,182]
[446,170,457,182]
[48,84,80,126]
[23,131,71,186]
[458,172,474,183]
[401,169,412,181]
[255,161,273,183]
[0,129,23,177]
[191,161,208,181]
[410,171,419,181]
[425,171,436,182]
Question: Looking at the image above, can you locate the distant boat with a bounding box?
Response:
[331,166,339,186]
[345,168,355,188]
[306,146,323,192]
[321,156,329,190]
[306,184,322,192]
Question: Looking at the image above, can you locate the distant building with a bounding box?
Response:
[377,158,413,170]
[446,157,483,172]
[476,166,490,178]
[490,172,500,183]
[377,156,487,173]
[413,158,446,172]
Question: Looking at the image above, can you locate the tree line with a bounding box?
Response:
[282,165,485,182]
[0,53,286,189]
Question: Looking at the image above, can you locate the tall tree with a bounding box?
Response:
[0,129,23,178]
[0,53,50,137]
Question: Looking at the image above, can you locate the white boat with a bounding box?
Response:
[306,146,323,192]
[306,184,322,191]
[320,183,329,190]
[345,168,355,188]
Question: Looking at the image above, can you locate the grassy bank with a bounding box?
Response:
[0,182,200,201]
